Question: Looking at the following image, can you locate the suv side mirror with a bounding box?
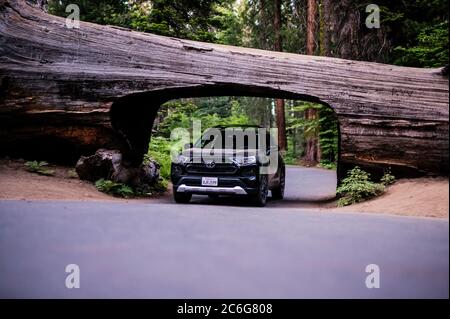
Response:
[184,142,193,149]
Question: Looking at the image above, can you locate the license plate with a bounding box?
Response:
[201,177,218,186]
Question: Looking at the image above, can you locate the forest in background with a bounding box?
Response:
[48,0,449,181]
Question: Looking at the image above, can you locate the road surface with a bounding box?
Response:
[0,167,448,298]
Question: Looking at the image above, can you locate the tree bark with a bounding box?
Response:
[320,0,331,56]
[320,0,391,62]
[306,0,317,56]
[273,0,287,152]
[304,0,320,164]
[0,0,448,178]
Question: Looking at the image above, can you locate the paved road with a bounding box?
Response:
[283,165,337,201]
[0,200,448,298]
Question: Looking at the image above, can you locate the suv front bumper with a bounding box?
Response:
[171,163,260,195]
[176,184,248,195]
[172,175,259,195]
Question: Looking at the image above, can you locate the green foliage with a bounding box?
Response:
[380,168,396,186]
[336,167,385,207]
[24,161,55,176]
[285,102,338,166]
[146,136,172,181]
[394,21,449,67]
[215,3,244,46]
[95,177,167,198]
[318,106,339,165]
[318,160,336,170]
[67,168,78,179]
[155,98,253,138]
[48,0,130,26]
[49,0,235,43]
[147,0,234,42]
[375,0,449,67]
[285,102,316,162]
[134,179,168,196]
[95,179,135,198]
[283,153,297,165]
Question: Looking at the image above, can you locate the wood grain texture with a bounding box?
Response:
[0,0,448,177]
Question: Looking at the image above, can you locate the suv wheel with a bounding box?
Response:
[173,188,192,203]
[252,175,268,207]
[271,169,285,200]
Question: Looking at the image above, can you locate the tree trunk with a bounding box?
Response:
[320,0,332,57]
[306,0,317,55]
[275,98,287,151]
[303,108,320,163]
[274,0,287,152]
[320,0,391,62]
[0,0,448,179]
[304,0,320,164]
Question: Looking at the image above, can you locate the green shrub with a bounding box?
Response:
[95,178,167,198]
[318,160,336,170]
[67,168,78,179]
[95,179,135,198]
[380,168,395,186]
[336,166,385,207]
[146,136,172,181]
[24,161,55,176]
[283,154,297,165]
[134,179,168,196]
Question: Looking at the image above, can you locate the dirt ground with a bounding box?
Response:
[0,159,119,201]
[0,159,448,218]
[329,177,449,218]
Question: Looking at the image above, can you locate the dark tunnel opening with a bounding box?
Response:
[110,84,342,181]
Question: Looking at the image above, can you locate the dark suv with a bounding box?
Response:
[171,125,285,206]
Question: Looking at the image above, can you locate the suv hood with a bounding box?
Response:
[182,148,261,158]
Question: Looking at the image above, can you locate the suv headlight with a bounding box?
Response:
[231,155,257,166]
[174,154,190,164]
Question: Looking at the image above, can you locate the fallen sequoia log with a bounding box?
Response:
[0,0,448,180]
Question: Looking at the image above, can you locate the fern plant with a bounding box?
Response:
[95,179,135,198]
[24,161,55,176]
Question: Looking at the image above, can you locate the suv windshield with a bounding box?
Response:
[193,127,276,150]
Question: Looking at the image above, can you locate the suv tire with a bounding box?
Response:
[252,175,268,207]
[173,189,192,203]
[271,168,285,200]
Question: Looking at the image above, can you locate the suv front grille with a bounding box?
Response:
[185,163,238,175]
